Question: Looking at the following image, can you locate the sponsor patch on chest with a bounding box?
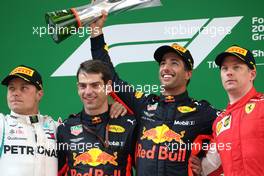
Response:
[71,125,83,136]
[108,125,125,133]
[147,103,158,111]
[177,106,196,113]
[216,115,232,136]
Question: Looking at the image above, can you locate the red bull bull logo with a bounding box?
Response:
[73,148,118,167]
[141,124,185,144]
[138,125,187,162]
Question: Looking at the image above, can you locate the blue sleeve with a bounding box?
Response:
[91,35,149,117]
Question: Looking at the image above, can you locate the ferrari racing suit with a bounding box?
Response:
[202,87,264,176]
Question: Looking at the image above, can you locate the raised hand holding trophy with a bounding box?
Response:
[45,0,161,43]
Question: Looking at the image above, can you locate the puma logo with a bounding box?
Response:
[127,119,136,125]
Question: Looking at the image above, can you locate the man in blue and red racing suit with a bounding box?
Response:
[88,15,220,176]
[57,60,137,176]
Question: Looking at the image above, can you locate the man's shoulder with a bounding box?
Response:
[145,93,160,104]
[0,113,6,126]
[40,114,55,122]
[189,99,220,112]
[215,110,226,120]
[111,114,137,125]
[0,113,5,119]
[187,99,221,121]
[39,114,58,130]
[0,113,9,122]
[250,92,264,103]
[109,115,137,134]
[193,99,212,107]
[58,113,81,128]
[113,113,134,119]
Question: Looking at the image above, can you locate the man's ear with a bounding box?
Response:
[37,89,44,101]
[250,69,257,82]
[186,70,192,80]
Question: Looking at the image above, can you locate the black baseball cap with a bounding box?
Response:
[215,45,256,70]
[1,65,43,90]
[154,43,194,70]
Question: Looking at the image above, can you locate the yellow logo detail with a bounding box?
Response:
[10,66,34,77]
[104,44,109,52]
[216,115,232,136]
[171,43,187,53]
[177,106,196,113]
[245,103,255,114]
[216,121,223,135]
[109,125,125,133]
[73,148,118,166]
[141,124,185,144]
[135,91,144,99]
[226,46,248,56]
[224,116,231,127]
[166,96,174,100]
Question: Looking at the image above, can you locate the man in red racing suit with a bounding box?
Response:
[199,45,264,176]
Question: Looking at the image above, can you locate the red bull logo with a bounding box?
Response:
[70,168,121,176]
[141,124,185,144]
[136,144,186,162]
[73,148,118,167]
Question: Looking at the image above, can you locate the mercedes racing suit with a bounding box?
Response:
[90,34,219,176]
[57,109,137,176]
[202,87,264,176]
[0,111,57,176]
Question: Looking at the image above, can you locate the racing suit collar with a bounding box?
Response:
[225,87,257,114]
[10,111,41,125]
[80,109,109,125]
[160,91,189,103]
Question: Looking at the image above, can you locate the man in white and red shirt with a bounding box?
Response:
[191,45,264,176]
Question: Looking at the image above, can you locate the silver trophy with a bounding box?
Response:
[45,0,161,43]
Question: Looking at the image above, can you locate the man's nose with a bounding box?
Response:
[161,63,171,72]
[12,88,21,96]
[226,68,233,76]
[84,85,93,95]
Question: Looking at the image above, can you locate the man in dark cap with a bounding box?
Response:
[191,45,264,176]
[88,13,219,176]
[0,65,57,176]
